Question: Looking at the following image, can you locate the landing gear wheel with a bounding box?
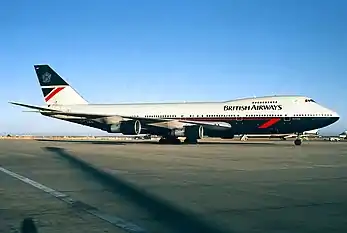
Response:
[173,138,181,144]
[184,138,198,144]
[294,139,302,146]
[159,137,181,144]
[159,138,166,144]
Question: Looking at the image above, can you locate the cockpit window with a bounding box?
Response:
[305,99,316,103]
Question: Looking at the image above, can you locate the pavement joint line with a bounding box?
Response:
[0,166,147,233]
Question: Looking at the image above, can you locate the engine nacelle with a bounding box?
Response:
[171,125,204,139]
[186,125,204,139]
[108,120,141,135]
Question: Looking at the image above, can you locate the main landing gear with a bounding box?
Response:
[159,137,181,144]
[183,138,198,144]
[158,137,199,144]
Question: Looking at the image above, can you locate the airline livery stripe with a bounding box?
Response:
[45,87,65,102]
[42,87,55,97]
[258,118,281,129]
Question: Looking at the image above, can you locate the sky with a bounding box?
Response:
[1,0,346,135]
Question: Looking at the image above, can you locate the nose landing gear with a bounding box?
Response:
[294,133,303,146]
[294,138,302,146]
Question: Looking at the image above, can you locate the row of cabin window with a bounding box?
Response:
[136,113,333,118]
[252,100,278,104]
[294,113,332,117]
[143,115,177,118]
[140,115,275,118]
[142,115,241,118]
[247,113,333,117]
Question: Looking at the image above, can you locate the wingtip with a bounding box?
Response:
[9,102,29,107]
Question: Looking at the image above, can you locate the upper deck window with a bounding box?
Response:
[305,99,316,103]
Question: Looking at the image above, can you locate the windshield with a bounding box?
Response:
[305,99,316,103]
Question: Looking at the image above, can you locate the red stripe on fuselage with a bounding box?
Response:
[45,87,65,102]
[173,117,279,121]
[258,118,281,129]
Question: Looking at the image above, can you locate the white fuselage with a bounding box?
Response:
[44,95,339,137]
[50,95,338,119]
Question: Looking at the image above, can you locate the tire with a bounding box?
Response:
[294,139,302,146]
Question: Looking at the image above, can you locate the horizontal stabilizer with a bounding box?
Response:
[9,102,58,112]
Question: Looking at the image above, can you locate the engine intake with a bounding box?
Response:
[108,120,141,135]
[171,125,204,139]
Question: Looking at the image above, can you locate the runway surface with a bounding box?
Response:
[1,139,347,233]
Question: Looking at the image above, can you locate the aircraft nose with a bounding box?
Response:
[330,111,340,123]
[331,110,340,118]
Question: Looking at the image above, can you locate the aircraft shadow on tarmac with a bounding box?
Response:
[44,146,232,233]
[20,217,37,233]
[36,138,280,146]
[36,139,127,145]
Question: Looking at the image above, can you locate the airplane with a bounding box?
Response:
[10,65,340,146]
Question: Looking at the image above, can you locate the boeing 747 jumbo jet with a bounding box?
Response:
[10,65,340,145]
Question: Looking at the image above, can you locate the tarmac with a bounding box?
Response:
[1,139,347,233]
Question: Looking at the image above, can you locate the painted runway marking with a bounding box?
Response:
[0,166,146,233]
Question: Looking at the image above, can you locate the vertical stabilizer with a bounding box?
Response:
[34,65,88,105]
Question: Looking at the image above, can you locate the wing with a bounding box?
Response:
[10,102,232,130]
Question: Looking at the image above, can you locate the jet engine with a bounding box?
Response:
[107,120,141,135]
[171,125,204,139]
